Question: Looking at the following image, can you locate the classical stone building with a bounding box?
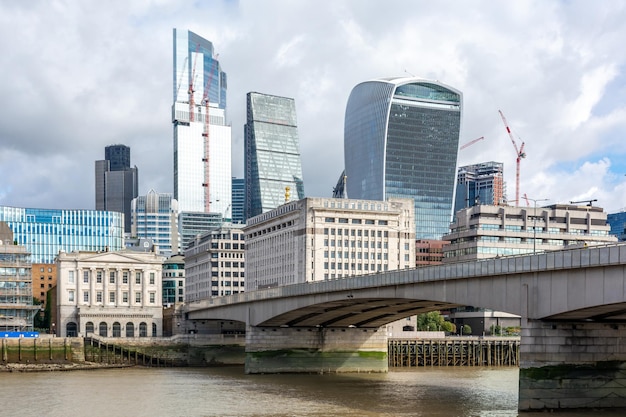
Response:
[56,249,164,337]
[244,197,415,290]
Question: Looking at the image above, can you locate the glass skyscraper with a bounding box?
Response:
[344,77,462,239]
[454,161,505,215]
[172,29,231,215]
[245,92,305,219]
[0,206,124,264]
[231,177,245,224]
[130,190,181,257]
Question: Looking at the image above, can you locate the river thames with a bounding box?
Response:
[0,366,623,416]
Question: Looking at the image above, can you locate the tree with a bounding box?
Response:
[416,311,454,332]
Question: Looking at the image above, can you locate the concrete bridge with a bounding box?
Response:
[186,243,626,411]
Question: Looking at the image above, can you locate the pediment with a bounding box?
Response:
[60,250,162,265]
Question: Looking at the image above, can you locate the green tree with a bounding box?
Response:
[462,324,472,335]
[416,311,455,332]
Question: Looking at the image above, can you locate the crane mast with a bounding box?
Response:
[188,44,200,122]
[201,54,219,213]
[498,110,526,206]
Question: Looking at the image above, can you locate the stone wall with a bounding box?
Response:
[1,337,84,364]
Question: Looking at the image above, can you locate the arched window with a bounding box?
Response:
[66,322,78,337]
[151,323,157,337]
[126,322,134,338]
[112,322,121,337]
[99,322,108,337]
[139,322,147,337]
[85,321,94,335]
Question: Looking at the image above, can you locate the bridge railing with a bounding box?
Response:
[186,242,626,309]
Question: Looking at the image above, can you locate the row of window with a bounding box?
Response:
[324,262,393,271]
[68,270,156,285]
[68,290,156,304]
[324,240,391,249]
[324,251,391,260]
[324,218,388,225]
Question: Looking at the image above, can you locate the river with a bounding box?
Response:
[0,366,622,416]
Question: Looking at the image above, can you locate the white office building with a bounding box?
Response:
[244,197,415,290]
[131,190,181,257]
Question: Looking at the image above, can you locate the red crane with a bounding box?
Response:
[201,54,219,213]
[460,136,485,150]
[188,44,200,122]
[498,110,526,206]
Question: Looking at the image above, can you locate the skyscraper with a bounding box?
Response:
[454,161,505,215]
[95,144,138,233]
[344,77,462,239]
[231,177,245,224]
[172,29,231,215]
[131,190,181,257]
[245,92,304,219]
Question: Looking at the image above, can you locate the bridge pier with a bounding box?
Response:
[244,326,388,374]
[519,319,626,411]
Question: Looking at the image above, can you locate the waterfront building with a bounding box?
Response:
[344,77,462,239]
[162,254,185,306]
[608,210,626,241]
[178,211,224,250]
[56,248,164,338]
[454,161,505,215]
[130,190,181,257]
[32,263,56,311]
[184,224,245,301]
[415,239,449,267]
[231,177,245,224]
[244,92,304,220]
[0,222,38,331]
[173,29,231,215]
[443,203,617,262]
[244,197,415,291]
[95,144,138,233]
[0,206,124,264]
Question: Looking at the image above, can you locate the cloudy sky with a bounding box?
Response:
[2,0,626,214]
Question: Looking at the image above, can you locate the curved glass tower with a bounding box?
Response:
[344,77,462,239]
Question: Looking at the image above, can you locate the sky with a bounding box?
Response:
[2,0,626,214]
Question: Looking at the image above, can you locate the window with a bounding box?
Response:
[96,271,102,283]
[96,291,102,303]
[83,291,89,302]
[109,292,115,303]
[68,271,74,283]
[109,271,116,284]
[122,271,129,284]
[149,273,155,285]
[122,292,128,303]
[68,290,75,302]
[135,292,142,303]
[135,272,142,284]
[149,292,156,304]
[83,270,89,283]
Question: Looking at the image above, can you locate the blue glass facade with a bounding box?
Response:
[245,92,305,219]
[608,211,626,241]
[231,177,245,224]
[344,78,462,239]
[0,206,124,264]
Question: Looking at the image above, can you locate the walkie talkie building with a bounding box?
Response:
[344,77,462,239]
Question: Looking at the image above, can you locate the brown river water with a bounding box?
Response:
[0,366,622,416]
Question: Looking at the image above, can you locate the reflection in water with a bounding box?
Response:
[0,366,622,416]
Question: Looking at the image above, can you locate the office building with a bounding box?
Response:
[178,211,224,250]
[56,248,164,337]
[344,77,462,239]
[130,190,181,257]
[244,197,415,291]
[162,254,185,306]
[245,92,304,219]
[0,222,38,331]
[454,162,505,215]
[184,224,245,301]
[173,29,231,215]
[231,177,245,224]
[443,203,617,262]
[415,239,449,267]
[0,206,124,264]
[95,144,138,233]
[608,210,626,241]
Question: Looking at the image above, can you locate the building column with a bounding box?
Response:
[519,319,626,411]
[244,326,388,374]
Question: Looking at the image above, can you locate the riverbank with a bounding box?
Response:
[0,362,133,372]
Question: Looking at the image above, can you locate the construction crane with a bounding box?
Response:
[188,44,200,122]
[570,199,598,207]
[522,193,530,207]
[201,54,219,213]
[498,110,526,206]
[460,136,485,150]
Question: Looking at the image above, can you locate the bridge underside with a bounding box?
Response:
[256,298,463,328]
[543,301,626,322]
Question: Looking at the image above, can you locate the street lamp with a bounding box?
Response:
[526,197,549,253]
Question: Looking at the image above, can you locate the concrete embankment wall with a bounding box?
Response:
[1,337,85,364]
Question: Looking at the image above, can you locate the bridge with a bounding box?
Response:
[186,243,626,411]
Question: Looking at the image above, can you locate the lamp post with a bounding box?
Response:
[526,197,549,253]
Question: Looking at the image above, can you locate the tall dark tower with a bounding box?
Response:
[95,144,138,233]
